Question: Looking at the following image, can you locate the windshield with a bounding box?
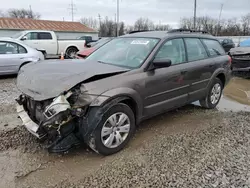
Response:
[12,31,25,39]
[94,38,112,48]
[86,37,159,69]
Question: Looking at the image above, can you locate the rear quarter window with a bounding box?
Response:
[202,39,225,56]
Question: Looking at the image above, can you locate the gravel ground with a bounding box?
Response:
[1,77,250,188]
[57,111,250,188]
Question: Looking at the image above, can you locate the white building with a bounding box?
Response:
[0,17,98,40]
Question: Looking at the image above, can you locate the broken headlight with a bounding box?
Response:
[44,91,72,119]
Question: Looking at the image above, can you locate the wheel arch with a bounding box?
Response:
[19,61,31,70]
[89,88,143,124]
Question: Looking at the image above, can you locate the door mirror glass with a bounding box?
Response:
[21,36,27,41]
[152,58,172,69]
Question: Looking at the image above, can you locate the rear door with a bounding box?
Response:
[37,32,57,55]
[183,37,223,103]
[144,38,190,117]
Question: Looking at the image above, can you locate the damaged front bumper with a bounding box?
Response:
[16,94,83,153]
[231,54,250,72]
[17,104,45,139]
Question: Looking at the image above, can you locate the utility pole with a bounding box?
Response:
[116,0,120,37]
[193,0,197,29]
[68,0,76,22]
[216,3,224,36]
[98,14,101,29]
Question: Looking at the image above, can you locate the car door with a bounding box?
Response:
[37,32,56,55]
[182,38,215,103]
[21,32,39,50]
[0,41,27,74]
[143,38,190,117]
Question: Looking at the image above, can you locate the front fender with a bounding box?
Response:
[89,87,143,119]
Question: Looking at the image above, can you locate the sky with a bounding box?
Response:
[1,0,250,27]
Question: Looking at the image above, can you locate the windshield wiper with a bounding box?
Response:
[97,60,108,64]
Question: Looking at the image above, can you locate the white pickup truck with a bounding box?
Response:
[12,30,86,58]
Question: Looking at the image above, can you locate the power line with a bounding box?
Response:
[68,0,77,22]
[216,3,224,36]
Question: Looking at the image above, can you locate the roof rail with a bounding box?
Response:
[129,30,152,34]
[168,28,209,34]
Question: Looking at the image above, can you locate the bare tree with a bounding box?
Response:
[180,18,193,29]
[241,13,250,35]
[154,24,171,31]
[0,10,6,17]
[80,17,99,30]
[99,17,116,37]
[119,22,125,36]
[134,18,154,31]
[7,8,40,19]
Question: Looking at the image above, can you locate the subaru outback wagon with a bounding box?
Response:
[16,29,232,155]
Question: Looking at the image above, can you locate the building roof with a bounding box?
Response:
[0,17,97,33]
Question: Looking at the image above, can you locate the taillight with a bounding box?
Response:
[228,55,232,65]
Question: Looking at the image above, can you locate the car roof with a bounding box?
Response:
[121,30,215,40]
[0,37,34,49]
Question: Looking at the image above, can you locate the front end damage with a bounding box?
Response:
[16,85,108,153]
[230,47,250,72]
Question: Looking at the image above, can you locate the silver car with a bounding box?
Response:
[0,38,44,75]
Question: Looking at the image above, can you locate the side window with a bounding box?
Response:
[202,39,225,56]
[184,38,208,61]
[25,32,38,40]
[18,44,27,54]
[0,42,18,54]
[39,32,52,40]
[155,38,186,65]
[0,41,27,54]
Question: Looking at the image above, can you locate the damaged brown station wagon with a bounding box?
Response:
[16,29,232,155]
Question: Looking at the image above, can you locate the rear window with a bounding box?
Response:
[202,39,225,56]
[39,32,52,40]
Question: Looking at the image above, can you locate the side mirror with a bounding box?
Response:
[86,44,91,48]
[152,58,172,69]
[21,36,27,41]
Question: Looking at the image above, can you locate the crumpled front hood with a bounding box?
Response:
[230,47,250,55]
[17,59,129,101]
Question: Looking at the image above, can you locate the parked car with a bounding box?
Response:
[16,29,231,155]
[219,38,235,52]
[12,30,86,58]
[77,36,98,46]
[76,37,114,59]
[229,47,250,72]
[239,38,250,47]
[87,37,111,48]
[0,38,44,76]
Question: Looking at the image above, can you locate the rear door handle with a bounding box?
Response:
[208,64,215,68]
[181,70,188,75]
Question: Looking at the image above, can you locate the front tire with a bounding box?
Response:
[200,78,223,109]
[88,103,135,156]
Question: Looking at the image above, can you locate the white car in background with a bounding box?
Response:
[12,30,86,58]
[0,38,44,76]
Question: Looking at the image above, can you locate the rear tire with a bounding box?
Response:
[199,78,223,109]
[88,103,135,156]
[65,47,78,59]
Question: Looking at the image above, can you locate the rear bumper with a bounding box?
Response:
[17,103,46,139]
[233,67,250,72]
